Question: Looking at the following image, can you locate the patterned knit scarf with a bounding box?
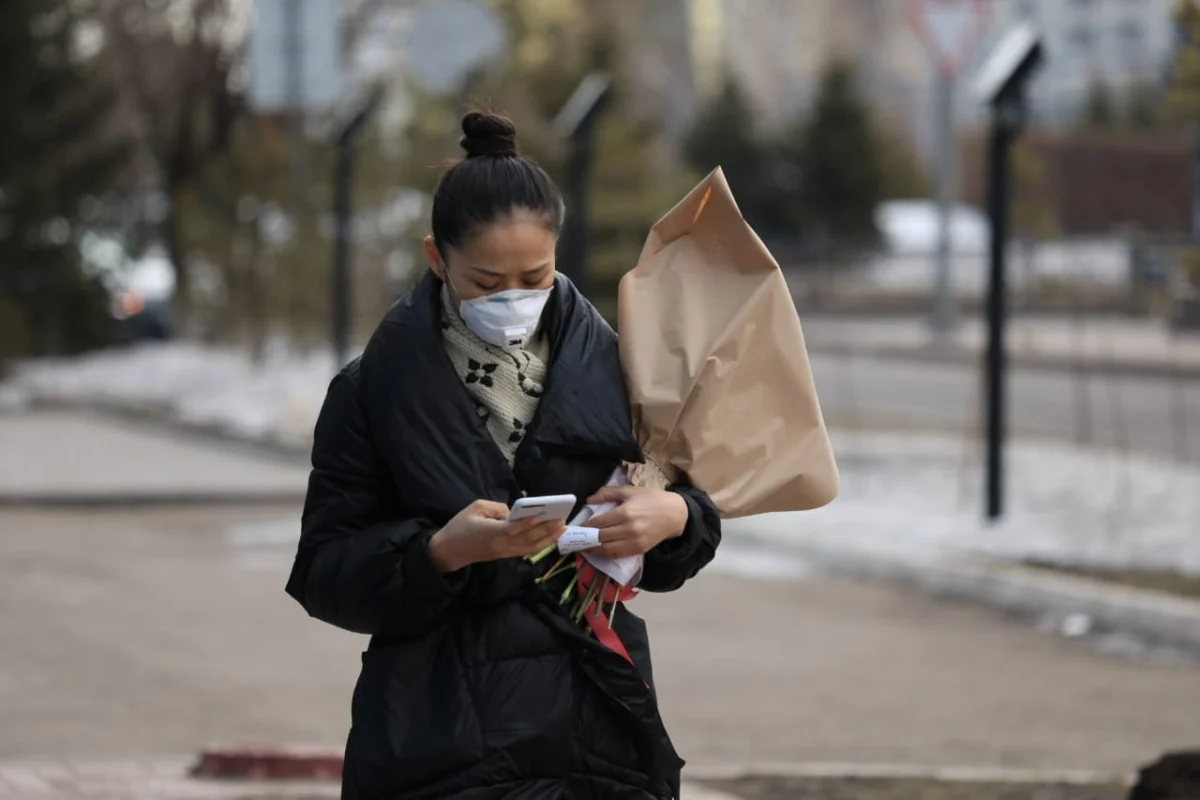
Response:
[440,286,551,465]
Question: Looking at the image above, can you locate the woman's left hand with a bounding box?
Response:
[586,486,689,559]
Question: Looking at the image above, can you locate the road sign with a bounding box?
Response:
[907,0,992,337]
[908,0,992,76]
[249,0,341,113]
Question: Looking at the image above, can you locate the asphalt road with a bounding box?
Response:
[810,353,1200,462]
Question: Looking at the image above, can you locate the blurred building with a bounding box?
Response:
[687,0,927,133]
[996,0,1177,124]
[674,0,1179,156]
[611,0,699,141]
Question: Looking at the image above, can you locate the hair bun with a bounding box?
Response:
[460,111,518,158]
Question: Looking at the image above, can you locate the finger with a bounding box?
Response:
[586,486,636,505]
[516,525,565,557]
[520,519,566,543]
[597,541,640,559]
[503,516,548,536]
[532,528,563,551]
[587,506,632,530]
[472,500,511,520]
[597,524,635,544]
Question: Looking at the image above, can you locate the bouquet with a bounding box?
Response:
[531,168,840,656]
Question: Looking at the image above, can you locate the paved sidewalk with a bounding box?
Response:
[0,760,737,799]
[801,314,1200,378]
[730,511,1200,655]
[0,411,307,506]
[6,506,1199,774]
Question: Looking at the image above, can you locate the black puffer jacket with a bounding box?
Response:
[286,272,721,800]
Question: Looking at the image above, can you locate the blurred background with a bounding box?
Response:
[3,1,1200,798]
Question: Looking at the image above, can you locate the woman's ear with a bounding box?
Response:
[423,236,445,281]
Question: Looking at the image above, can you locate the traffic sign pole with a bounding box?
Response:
[907,0,992,338]
[932,67,958,335]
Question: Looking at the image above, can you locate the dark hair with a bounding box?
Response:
[430,111,565,258]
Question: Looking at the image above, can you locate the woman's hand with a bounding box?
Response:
[429,500,565,573]
[586,486,689,560]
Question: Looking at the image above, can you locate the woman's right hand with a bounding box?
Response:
[428,500,565,574]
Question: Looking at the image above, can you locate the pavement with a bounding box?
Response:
[808,350,1200,462]
[0,760,741,799]
[3,409,1200,797]
[4,502,1199,775]
[801,313,1200,380]
[730,516,1200,655]
[0,411,308,507]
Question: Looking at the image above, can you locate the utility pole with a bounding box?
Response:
[554,73,612,299]
[282,0,309,198]
[331,91,382,370]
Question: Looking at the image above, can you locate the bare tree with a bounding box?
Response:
[98,0,243,313]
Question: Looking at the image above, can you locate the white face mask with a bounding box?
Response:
[448,272,552,349]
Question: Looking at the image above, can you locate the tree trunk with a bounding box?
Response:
[163,185,190,332]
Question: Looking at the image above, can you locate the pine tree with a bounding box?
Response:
[1168,0,1200,292]
[683,78,791,235]
[1081,78,1120,128]
[1167,0,1200,123]
[1125,80,1164,129]
[791,60,883,246]
[0,0,128,365]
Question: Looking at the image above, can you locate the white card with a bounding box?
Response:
[557,525,601,554]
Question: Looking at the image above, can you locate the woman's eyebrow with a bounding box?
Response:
[521,263,551,278]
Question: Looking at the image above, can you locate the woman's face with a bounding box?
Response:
[425,212,557,307]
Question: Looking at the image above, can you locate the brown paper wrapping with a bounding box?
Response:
[618,167,839,518]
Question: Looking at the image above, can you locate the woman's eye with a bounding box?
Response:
[477,283,501,292]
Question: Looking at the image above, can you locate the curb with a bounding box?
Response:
[0,491,308,509]
[23,398,312,464]
[739,528,1200,656]
[182,750,737,800]
[190,746,342,782]
[686,761,1132,786]
[805,341,1200,382]
[0,402,309,510]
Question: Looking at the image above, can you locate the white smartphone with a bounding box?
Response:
[508,494,577,523]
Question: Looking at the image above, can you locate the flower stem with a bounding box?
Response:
[574,579,600,623]
[534,554,571,584]
[558,573,579,606]
[528,543,558,564]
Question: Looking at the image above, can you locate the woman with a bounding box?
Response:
[286,111,721,800]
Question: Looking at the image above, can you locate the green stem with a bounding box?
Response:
[558,573,579,606]
[528,543,558,564]
[534,554,572,584]
[574,579,600,623]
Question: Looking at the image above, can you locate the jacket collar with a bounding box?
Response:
[362,271,640,500]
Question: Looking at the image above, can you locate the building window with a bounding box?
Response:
[1117,20,1146,67]
[1118,21,1144,46]
[1068,25,1096,53]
